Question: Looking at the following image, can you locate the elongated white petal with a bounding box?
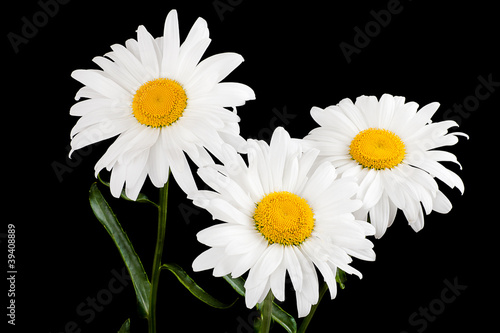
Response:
[137,25,160,78]
[71,70,130,100]
[192,247,225,272]
[161,9,180,77]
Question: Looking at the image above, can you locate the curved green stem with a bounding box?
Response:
[148,179,170,333]
[298,282,329,333]
[259,290,274,333]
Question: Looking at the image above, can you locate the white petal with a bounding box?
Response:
[295,249,319,305]
[295,148,320,192]
[284,247,303,292]
[124,150,149,199]
[225,232,264,255]
[71,70,130,100]
[414,102,440,127]
[107,43,150,84]
[432,190,452,214]
[192,247,225,272]
[231,241,268,277]
[282,152,299,192]
[163,130,198,196]
[181,17,209,52]
[74,86,104,100]
[147,130,171,188]
[70,116,136,156]
[358,169,383,209]
[268,127,291,191]
[426,150,462,169]
[70,107,126,138]
[409,206,425,233]
[176,38,211,82]
[269,261,287,302]
[120,126,159,165]
[246,245,284,289]
[300,161,336,204]
[205,198,252,225]
[92,56,139,92]
[126,167,148,200]
[70,98,123,117]
[302,242,337,299]
[197,223,250,247]
[176,16,210,79]
[369,194,390,238]
[110,162,126,198]
[354,95,380,126]
[377,93,395,128]
[245,280,270,310]
[296,292,313,318]
[387,199,398,228]
[189,53,244,94]
[213,255,241,277]
[93,124,144,176]
[161,9,180,77]
[189,82,255,107]
[337,99,368,130]
[411,158,464,194]
[137,25,160,78]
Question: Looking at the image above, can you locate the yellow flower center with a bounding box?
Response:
[132,78,187,128]
[253,191,315,246]
[349,128,406,170]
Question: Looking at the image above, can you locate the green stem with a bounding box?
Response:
[148,179,170,333]
[259,290,274,333]
[298,282,329,333]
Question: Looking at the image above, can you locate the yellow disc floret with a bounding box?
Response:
[253,191,315,246]
[349,128,406,170]
[132,78,187,128]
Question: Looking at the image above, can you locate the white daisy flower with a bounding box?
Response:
[304,94,467,238]
[192,127,375,317]
[69,10,255,199]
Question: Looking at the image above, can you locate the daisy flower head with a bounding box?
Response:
[69,10,255,199]
[192,127,375,317]
[304,94,467,238]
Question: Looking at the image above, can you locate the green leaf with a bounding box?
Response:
[269,302,296,333]
[97,174,158,207]
[161,263,237,309]
[117,318,130,333]
[89,183,151,317]
[223,275,246,297]
[336,268,347,289]
[224,275,297,333]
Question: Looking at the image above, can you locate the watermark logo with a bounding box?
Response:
[213,0,244,22]
[224,309,260,333]
[50,266,131,333]
[7,0,72,54]
[247,106,296,142]
[401,276,467,333]
[443,73,499,126]
[339,0,410,64]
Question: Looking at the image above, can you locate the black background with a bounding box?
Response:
[4,0,499,332]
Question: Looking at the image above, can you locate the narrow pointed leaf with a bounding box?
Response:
[224,275,297,333]
[269,302,296,333]
[89,183,151,317]
[117,318,130,333]
[223,274,246,297]
[162,263,237,309]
